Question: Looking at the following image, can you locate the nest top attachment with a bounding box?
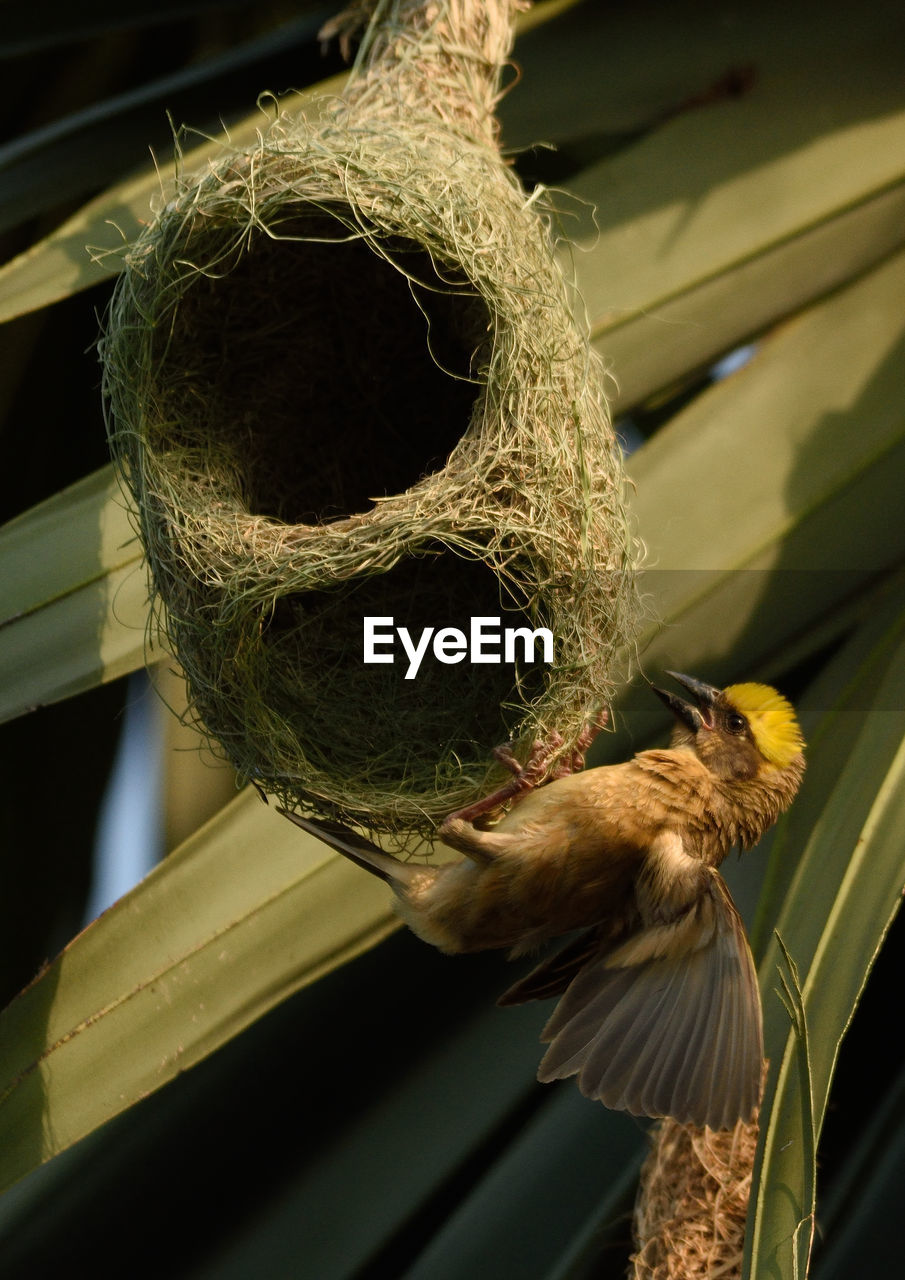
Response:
[101,0,639,835]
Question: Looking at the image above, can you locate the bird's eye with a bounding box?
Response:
[726,711,747,735]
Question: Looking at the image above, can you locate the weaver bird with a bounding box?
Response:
[282,672,805,1129]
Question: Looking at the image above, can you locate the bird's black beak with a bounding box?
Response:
[650,670,720,733]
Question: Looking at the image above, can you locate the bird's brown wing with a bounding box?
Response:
[532,874,763,1130]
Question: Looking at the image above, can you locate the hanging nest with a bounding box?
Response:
[101,0,639,836]
[631,1114,761,1280]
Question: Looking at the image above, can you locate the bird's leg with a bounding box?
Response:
[552,707,609,778]
[437,735,562,863]
[439,712,608,864]
[449,709,610,827]
[446,733,565,828]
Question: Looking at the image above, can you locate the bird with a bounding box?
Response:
[281,672,805,1129]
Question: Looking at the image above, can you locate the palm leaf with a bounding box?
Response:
[744,597,905,1277]
[2,1,905,1275]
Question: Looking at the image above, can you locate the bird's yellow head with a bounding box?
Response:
[652,670,805,784]
[722,682,804,768]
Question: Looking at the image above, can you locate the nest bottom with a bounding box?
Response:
[178,544,552,830]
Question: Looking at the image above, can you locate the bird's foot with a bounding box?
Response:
[553,707,609,777]
[444,712,608,829]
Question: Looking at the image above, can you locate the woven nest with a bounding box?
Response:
[101,0,639,836]
[632,1115,761,1280]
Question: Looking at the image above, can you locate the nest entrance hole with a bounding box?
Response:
[155,213,491,526]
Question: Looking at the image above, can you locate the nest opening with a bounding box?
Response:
[153,211,491,526]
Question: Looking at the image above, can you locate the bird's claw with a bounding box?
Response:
[561,707,609,775]
[445,711,608,829]
[492,732,563,781]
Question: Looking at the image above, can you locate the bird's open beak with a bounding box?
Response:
[651,670,720,733]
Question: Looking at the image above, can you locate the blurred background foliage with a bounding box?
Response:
[1,0,905,1275]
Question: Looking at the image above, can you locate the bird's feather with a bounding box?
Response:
[534,875,762,1128]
